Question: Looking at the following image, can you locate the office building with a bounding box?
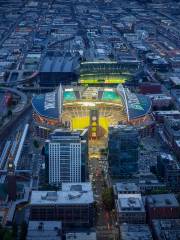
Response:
[45,129,88,186]
[138,179,166,194]
[164,117,180,143]
[113,182,139,196]
[146,194,180,224]
[157,153,180,192]
[116,193,146,224]
[152,219,180,240]
[114,179,166,195]
[147,94,172,109]
[139,82,161,94]
[108,125,139,178]
[30,183,95,228]
[153,111,180,124]
[163,117,180,157]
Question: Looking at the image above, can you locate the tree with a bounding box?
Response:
[7,109,12,118]
[0,224,13,240]
[19,221,28,240]
[0,224,5,238]
[108,53,114,60]
[12,222,18,239]
[100,148,108,156]
[33,139,39,149]
[3,231,13,240]
[101,187,114,211]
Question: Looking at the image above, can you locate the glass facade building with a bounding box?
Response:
[108,125,139,177]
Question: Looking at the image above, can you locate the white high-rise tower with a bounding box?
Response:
[45,129,88,186]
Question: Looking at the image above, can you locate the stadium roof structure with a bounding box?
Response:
[117,84,152,121]
[40,54,79,73]
[32,85,63,119]
[32,84,152,122]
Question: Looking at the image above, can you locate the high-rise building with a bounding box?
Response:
[108,125,139,178]
[45,129,88,186]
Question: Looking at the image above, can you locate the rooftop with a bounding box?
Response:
[117,194,145,212]
[48,129,85,143]
[152,219,180,240]
[154,110,180,115]
[66,231,97,240]
[120,224,153,240]
[147,94,172,100]
[30,183,94,205]
[169,76,180,86]
[31,85,63,119]
[117,85,152,120]
[40,55,79,73]
[147,194,179,208]
[165,117,180,138]
[160,153,174,161]
[27,221,62,240]
[62,182,92,192]
[114,182,139,193]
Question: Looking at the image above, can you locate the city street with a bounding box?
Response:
[89,141,118,240]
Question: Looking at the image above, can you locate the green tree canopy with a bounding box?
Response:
[101,187,114,211]
[33,139,39,148]
[19,221,28,240]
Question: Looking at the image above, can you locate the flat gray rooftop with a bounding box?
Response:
[117,194,145,213]
[27,221,62,240]
[120,224,153,240]
[147,194,179,208]
[114,182,139,193]
[30,182,94,205]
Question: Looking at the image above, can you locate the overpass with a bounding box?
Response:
[6,70,38,86]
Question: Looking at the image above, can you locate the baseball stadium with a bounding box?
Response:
[79,61,133,85]
[32,84,154,139]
